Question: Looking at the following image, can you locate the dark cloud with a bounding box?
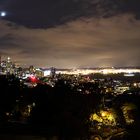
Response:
[2,0,140,28]
[0,33,17,47]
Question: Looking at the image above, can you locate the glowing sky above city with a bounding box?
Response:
[0,0,140,68]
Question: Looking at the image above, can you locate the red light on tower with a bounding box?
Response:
[30,76,37,83]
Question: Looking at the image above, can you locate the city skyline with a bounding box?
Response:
[0,0,140,68]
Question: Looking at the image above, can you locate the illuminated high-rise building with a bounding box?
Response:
[7,57,11,63]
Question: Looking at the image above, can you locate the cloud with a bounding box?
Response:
[3,0,140,28]
[0,14,140,68]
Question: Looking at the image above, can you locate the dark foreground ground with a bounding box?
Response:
[0,74,140,140]
[0,135,47,140]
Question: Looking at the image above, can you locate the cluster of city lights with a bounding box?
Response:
[57,68,140,75]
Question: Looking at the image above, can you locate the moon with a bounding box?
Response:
[0,11,6,17]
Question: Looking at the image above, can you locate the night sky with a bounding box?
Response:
[0,0,140,68]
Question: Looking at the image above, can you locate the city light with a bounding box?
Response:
[57,68,140,75]
[29,76,37,83]
[90,109,117,126]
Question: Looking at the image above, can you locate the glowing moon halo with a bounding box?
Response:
[0,11,6,17]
